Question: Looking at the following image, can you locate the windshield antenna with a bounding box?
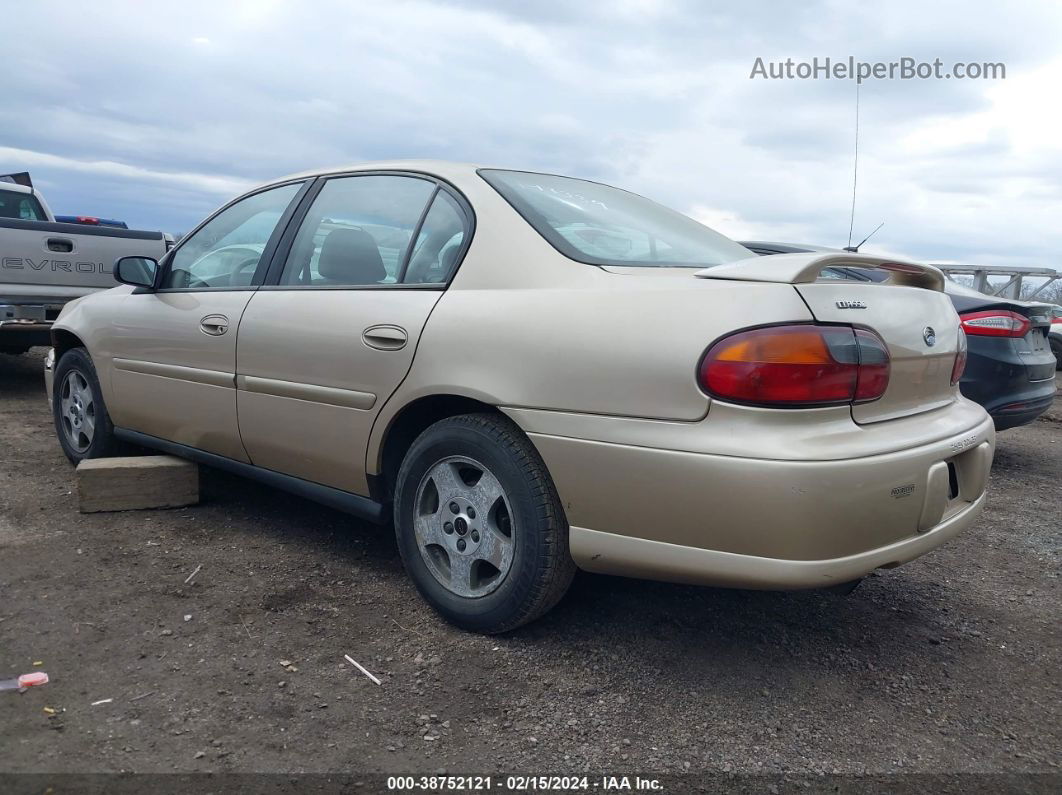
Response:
[846,82,860,249]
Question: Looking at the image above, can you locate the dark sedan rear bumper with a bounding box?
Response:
[959,335,1057,431]
[988,392,1057,431]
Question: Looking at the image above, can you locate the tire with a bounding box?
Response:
[52,347,120,464]
[393,413,576,633]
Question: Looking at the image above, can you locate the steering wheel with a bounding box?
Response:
[227,255,261,286]
[169,269,211,289]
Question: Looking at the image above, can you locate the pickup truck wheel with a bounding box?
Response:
[393,413,576,634]
[53,347,119,464]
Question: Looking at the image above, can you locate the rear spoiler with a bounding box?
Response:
[1021,304,1056,327]
[696,252,946,292]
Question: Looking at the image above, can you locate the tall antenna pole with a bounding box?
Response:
[847,81,860,249]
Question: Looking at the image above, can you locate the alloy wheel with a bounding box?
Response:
[413,455,516,598]
[59,369,95,453]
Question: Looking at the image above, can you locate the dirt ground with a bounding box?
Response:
[1,348,1059,782]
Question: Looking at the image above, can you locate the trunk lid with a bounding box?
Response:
[698,252,961,424]
[1016,304,1057,382]
[795,282,960,423]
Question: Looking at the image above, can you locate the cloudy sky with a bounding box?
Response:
[5,0,1062,270]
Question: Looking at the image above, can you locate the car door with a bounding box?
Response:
[235,173,471,494]
[107,181,307,461]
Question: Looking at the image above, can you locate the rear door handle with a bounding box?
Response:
[200,314,230,336]
[47,237,74,253]
[362,324,407,350]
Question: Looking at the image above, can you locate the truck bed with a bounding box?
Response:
[1,217,170,351]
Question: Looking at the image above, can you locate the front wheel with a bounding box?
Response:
[393,413,576,633]
[52,347,120,464]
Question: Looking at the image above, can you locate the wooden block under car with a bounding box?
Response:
[76,456,199,513]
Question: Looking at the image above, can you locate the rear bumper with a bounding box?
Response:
[0,322,53,348]
[989,391,1057,431]
[960,336,1057,429]
[1,301,63,322]
[570,492,986,589]
[525,410,994,589]
[1,303,59,348]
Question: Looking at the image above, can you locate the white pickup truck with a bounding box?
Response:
[1,172,172,355]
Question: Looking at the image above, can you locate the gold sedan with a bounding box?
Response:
[45,162,993,633]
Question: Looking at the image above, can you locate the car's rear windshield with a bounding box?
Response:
[0,189,47,221]
[479,169,752,268]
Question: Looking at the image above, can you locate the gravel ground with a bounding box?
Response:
[1,348,1059,782]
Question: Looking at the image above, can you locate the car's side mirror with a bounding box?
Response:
[114,255,159,289]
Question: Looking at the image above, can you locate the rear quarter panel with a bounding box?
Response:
[400,273,812,421]
[366,183,814,474]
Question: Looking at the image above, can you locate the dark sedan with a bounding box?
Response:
[741,242,1058,431]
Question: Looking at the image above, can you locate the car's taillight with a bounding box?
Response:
[959,310,1031,338]
[951,327,968,386]
[698,324,891,407]
[853,328,890,401]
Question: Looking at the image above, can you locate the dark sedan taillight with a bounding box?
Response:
[698,324,890,408]
[959,310,1031,338]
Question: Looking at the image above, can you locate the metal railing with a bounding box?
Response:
[934,264,1060,300]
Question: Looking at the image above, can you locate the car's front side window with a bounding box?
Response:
[161,182,303,290]
[278,175,437,287]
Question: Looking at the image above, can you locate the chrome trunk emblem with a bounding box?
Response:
[923,326,937,347]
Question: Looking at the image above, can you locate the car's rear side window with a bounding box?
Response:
[0,189,47,221]
[403,191,467,284]
[479,169,751,268]
[278,175,436,287]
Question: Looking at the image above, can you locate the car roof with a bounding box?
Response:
[264,160,491,189]
[0,180,33,195]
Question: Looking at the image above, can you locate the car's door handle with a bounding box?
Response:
[362,324,407,351]
[200,314,230,336]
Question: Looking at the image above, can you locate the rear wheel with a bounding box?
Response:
[393,413,576,633]
[52,347,119,464]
